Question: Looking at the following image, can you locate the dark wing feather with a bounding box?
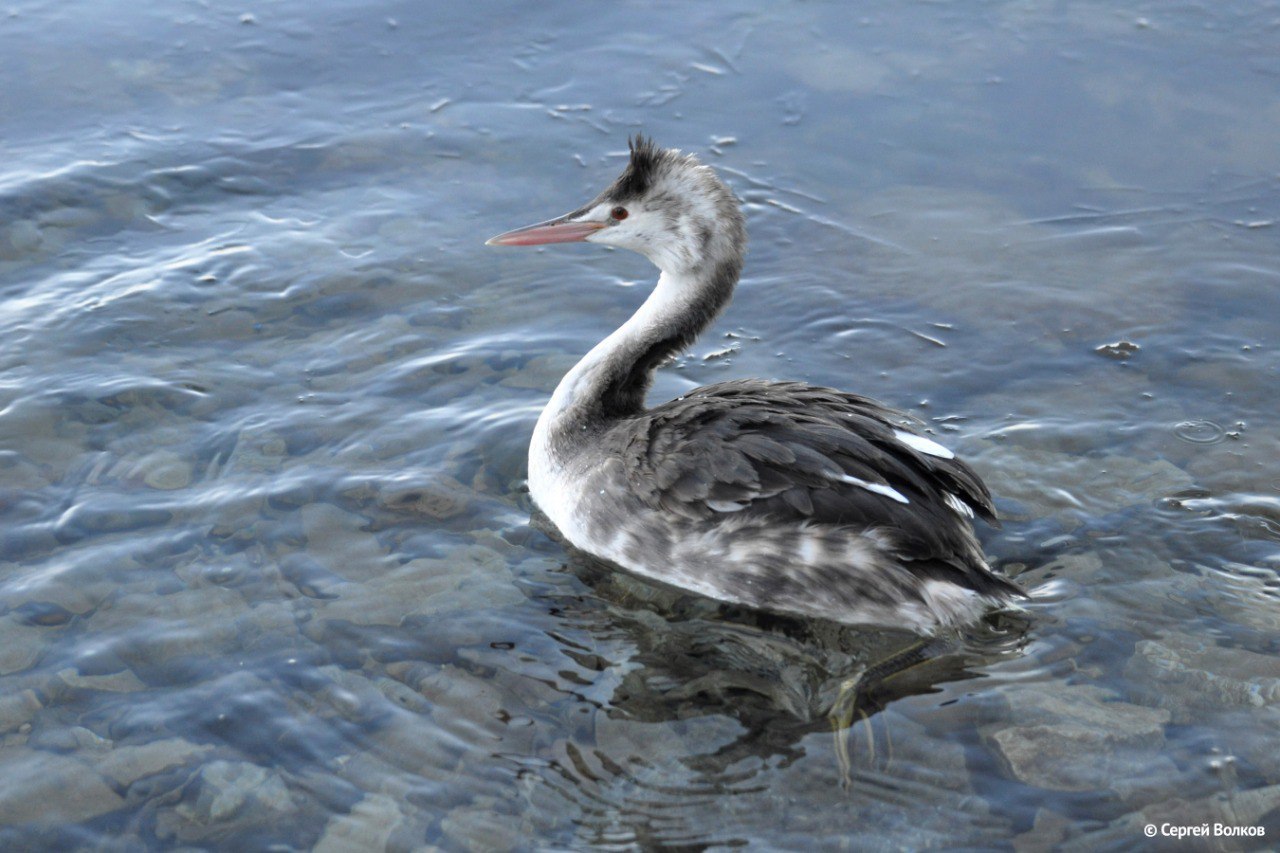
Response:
[612,378,999,569]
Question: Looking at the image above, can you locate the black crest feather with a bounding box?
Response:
[610,134,664,200]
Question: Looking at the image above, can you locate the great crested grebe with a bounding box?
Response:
[488,136,1022,633]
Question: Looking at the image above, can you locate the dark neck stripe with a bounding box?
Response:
[596,256,741,418]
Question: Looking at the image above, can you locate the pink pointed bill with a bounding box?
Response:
[486,217,605,246]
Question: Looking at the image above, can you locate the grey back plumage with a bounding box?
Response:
[609,379,1019,600]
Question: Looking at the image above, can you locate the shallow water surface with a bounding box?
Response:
[2,0,1279,849]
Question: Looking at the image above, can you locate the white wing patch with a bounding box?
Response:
[944,492,974,518]
[893,429,955,460]
[837,473,909,504]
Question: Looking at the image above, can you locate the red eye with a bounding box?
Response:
[610,206,629,221]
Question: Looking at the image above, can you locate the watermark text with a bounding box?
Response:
[1144,823,1265,839]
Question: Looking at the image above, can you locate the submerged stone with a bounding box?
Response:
[176,760,295,825]
[7,575,109,615]
[1126,633,1280,724]
[30,725,113,753]
[0,451,47,490]
[0,751,125,824]
[440,799,526,853]
[986,684,1170,792]
[301,501,392,583]
[95,738,214,787]
[0,617,51,675]
[0,690,43,734]
[305,545,521,628]
[313,793,405,853]
[56,667,147,693]
[140,450,195,490]
[378,475,471,520]
[92,586,248,672]
[223,425,289,475]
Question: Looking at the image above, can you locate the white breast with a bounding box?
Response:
[527,410,599,555]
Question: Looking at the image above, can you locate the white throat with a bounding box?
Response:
[528,268,700,508]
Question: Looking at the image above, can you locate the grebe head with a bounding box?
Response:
[487,135,745,276]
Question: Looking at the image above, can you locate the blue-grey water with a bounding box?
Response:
[2,1,1279,849]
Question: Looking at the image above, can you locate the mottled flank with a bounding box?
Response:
[520,138,1023,631]
[587,379,1019,630]
[566,474,1010,631]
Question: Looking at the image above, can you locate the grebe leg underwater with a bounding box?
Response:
[488,136,1024,633]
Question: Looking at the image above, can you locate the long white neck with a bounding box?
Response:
[532,258,739,466]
